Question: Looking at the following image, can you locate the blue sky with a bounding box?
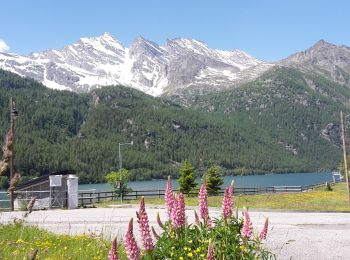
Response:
[0,0,349,61]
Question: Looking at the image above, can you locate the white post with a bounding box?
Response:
[67,175,79,209]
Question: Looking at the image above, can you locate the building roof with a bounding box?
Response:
[16,170,76,191]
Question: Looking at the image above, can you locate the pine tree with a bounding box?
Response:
[205,165,224,195]
[178,160,197,195]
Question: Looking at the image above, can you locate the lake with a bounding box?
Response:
[78,172,335,192]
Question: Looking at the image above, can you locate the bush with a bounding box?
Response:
[105,169,132,197]
[108,177,275,259]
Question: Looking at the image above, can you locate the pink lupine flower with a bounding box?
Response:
[124,218,141,260]
[199,182,209,221]
[109,237,119,260]
[177,192,186,227]
[137,197,154,252]
[207,243,214,260]
[165,176,175,218]
[259,217,269,240]
[222,188,233,219]
[241,209,253,239]
[170,193,186,228]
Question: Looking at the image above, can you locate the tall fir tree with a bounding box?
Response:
[178,160,197,195]
[205,164,224,195]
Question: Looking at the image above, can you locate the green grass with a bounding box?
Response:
[1,184,348,259]
[98,183,350,212]
[0,223,127,260]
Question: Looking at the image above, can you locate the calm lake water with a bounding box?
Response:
[78,172,335,192]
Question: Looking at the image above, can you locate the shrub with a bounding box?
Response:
[110,177,275,259]
[105,169,132,197]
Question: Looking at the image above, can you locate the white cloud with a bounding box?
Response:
[0,39,9,52]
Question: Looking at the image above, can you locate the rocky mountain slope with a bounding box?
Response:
[279,40,350,87]
[0,33,272,96]
[2,69,332,183]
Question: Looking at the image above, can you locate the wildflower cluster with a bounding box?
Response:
[110,176,274,259]
[0,223,109,259]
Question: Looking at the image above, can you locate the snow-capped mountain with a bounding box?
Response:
[0,32,272,96]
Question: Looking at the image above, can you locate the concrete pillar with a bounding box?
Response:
[67,175,79,209]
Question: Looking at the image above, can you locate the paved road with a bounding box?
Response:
[1,207,349,260]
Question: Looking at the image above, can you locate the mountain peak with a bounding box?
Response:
[99,32,116,40]
[279,39,350,86]
[77,32,124,52]
[0,34,270,96]
[312,39,334,49]
[132,36,157,46]
[168,38,208,48]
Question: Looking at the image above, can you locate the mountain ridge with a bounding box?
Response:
[279,39,350,86]
[0,33,272,96]
[2,68,331,183]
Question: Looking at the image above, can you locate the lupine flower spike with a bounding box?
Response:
[222,188,233,220]
[165,176,175,218]
[194,210,200,226]
[259,217,269,240]
[24,197,37,218]
[151,226,160,240]
[170,193,186,228]
[241,208,253,238]
[8,173,21,193]
[1,130,14,175]
[108,237,119,260]
[137,197,154,252]
[199,181,211,226]
[28,248,38,260]
[207,243,214,260]
[124,218,141,260]
[156,212,164,229]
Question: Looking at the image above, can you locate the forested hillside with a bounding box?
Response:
[0,69,344,184]
[180,67,349,171]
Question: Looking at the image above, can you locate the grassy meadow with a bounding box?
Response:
[98,182,350,212]
[0,223,127,260]
[0,183,348,259]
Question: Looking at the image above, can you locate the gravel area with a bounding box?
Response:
[1,207,349,259]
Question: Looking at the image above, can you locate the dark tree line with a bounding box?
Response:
[0,69,344,187]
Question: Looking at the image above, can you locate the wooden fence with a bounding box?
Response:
[78,181,333,207]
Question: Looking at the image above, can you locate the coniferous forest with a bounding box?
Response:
[0,68,346,184]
